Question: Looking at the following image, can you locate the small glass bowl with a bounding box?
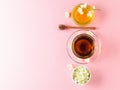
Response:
[65,3,95,25]
[67,30,101,64]
[72,66,91,85]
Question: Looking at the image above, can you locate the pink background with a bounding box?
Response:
[0,0,120,90]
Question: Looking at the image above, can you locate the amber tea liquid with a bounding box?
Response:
[72,34,95,59]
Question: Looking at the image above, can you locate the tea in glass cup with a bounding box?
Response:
[67,30,101,64]
[72,34,94,59]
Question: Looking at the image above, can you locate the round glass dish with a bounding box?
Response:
[71,3,95,25]
[67,30,101,64]
[72,66,91,85]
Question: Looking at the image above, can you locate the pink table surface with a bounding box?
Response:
[0,0,120,90]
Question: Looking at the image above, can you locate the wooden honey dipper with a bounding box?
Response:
[59,24,96,30]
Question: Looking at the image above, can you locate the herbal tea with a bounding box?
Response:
[72,34,94,59]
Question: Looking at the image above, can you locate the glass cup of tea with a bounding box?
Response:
[65,3,95,25]
[67,30,101,64]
